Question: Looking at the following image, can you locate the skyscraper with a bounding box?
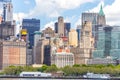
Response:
[54,16,71,37]
[69,29,78,47]
[3,2,13,22]
[64,23,71,37]
[58,16,64,37]
[97,5,106,26]
[22,18,40,48]
[76,25,81,42]
[0,21,15,40]
[82,5,106,37]
[43,45,51,66]
[93,26,120,59]
[80,21,94,64]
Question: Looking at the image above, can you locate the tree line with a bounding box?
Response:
[1,64,120,77]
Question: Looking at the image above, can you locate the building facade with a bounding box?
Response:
[22,18,40,48]
[3,2,13,22]
[93,26,120,59]
[0,21,15,40]
[0,40,26,70]
[79,21,94,64]
[51,52,74,68]
[69,29,78,47]
[55,16,71,37]
[42,27,55,37]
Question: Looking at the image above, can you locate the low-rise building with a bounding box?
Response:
[51,52,74,68]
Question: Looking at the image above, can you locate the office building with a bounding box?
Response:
[97,5,106,26]
[69,29,78,47]
[42,27,55,37]
[93,26,120,59]
[3,2,13,22]
[0,21,15,40]
[79,21,94,64]
[33,31,42,64]
[22,18,40,48]
[55,16,71,37]
[70,47,84,64]
[76,25,81,42]
[0,39,26,70]
[51,52,74,68]
[82,5,106,38]
[64,23,71,37]
[35,38,50,64]
[43,45,51,66]
[87,57,116,65]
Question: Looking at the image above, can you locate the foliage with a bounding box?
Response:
[2,64,120,76]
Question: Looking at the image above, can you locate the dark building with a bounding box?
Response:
[55,22,58,33]
[64,23,71,37]
[43,45,51,66]
[76,25,81,41]
[0,21,14,40]
[22,18,40,48]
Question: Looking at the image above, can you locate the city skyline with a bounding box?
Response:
[11,0,118,30]
[0,0,119,31]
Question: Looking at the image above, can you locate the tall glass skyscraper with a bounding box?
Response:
[22,18,40,48]
[93,26,120,59]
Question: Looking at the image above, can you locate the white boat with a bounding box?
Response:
[19,72,52,77]
[83,72,110,79]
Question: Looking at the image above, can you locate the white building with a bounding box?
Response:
[51,52,74,68]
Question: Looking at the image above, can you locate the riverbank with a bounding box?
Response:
[0,76,120,79]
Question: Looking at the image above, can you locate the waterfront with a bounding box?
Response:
[0,78,87,80]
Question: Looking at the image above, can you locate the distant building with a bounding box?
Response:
[82,5,106,38]
[70,47,85,64]
[51,52,74,68]
[35,38,50,64]
[69,29,78,47]
[3,2,13,22]
[0,40,26,70]
[76,25,81,42]
[55,16,71,37]
[87,57,116,65]
[93,26,120,59]
[33,31,42,64]
[42,27,55,37]
[0,21,15,40]
[79,21,94,64]
[97,5,106,26]
[22,18,40,48]
[64,23,71,37]
[43,45,51,66]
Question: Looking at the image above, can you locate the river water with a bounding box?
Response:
[0,78,88,80]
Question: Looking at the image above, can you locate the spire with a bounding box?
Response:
[99,5,105,16]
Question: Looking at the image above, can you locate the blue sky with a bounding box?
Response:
[3,0,120,31]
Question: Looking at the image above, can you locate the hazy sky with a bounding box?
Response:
[2,0,120,31]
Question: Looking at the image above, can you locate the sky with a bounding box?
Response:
[0,0,120,32]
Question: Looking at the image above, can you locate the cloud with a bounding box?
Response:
[14,0,95,19]
[24,0,30,5]
[42,21,56,31]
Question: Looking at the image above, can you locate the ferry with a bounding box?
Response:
[19,72,52,77]
[83,72,110,79]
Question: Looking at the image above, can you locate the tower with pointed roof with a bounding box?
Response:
[97,5,106,26]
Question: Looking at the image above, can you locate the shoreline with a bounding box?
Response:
[0,76,120,79]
